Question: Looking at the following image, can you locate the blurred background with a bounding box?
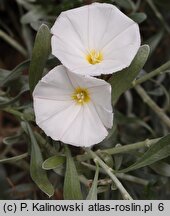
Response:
[0,0,170,200]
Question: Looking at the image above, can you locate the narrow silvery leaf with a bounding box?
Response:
[0,153,28,164]
[42,155,65,170]
[21,7,45,24]
[150,162,170,177]
[29,24,51,93]
[0,69,10,83]
[64,145,83,200]
[114,0,136,10]
[3,134,22,145]
[109,45,150,105]
[119,134,170,173]
[22,121,54,197]
[0,84,29,108]
[0,60,30,87]
[0,58,56,88]
[129,12,147,24]
[86,164,99,200]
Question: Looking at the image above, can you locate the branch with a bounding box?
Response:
[82,162,149,186]
[132,60,170,87]
[85,148,133,200]
[76,137,161,162]
[135,85,170,129]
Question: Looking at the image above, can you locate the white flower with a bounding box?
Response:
[33,65,113,147]
[51,3,140,76]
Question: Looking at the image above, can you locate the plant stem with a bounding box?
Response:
[0,152,28,163]
[82,162,149,186]
[85,148,133,200]
[117,173,149,186]
[79,175,90,187]
[135,85,170,129]
[102,137,160,154]
[3,108,58,155]
[0,29,27,57]
[132,60,170,86]
[77,137,160,162]
[2,107,24,119]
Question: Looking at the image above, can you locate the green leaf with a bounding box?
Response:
[114,0,136,10]
[119,134,170,173]
[0,60,30,87]
[129,12,147,24]
[29,24,51,93]
[53,164,65,176]
[42,155,65,170]
[0,153,28,163]
[0,84,29,108]
[109,45,150,104]
[64,145,83,200]
[86,164,99,200]
[21,6,45,24]
[16,0,35,10]
[23,106,35,121]
[0,97,10,104]
[0,57,57,88]
[98,152,114,168]
[22,121,54,197]
[150,161,170,177]
[0,69,10,82]
[3,133,23,145]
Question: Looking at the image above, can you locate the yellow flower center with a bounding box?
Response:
[86,50,103,65]
[72,87,90,105]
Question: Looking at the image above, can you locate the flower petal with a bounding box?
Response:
[34,98,73,125]
[67,69,112,90]
[61,103,108,147]
[101,24,140,73]
[38,103,81,141]
[95,3,140,50]
[33,65,113,147]
[41,65,74,91]
[51,3,140,76]
[51,7,88,52]
[89,84,113,129]
[33,65,75,124]
[93,105,113,129]
[51,36,87,68]
[33,82,72,101]
[33,65,74,103]
[51,6,88,70]
[89,85,112,111]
